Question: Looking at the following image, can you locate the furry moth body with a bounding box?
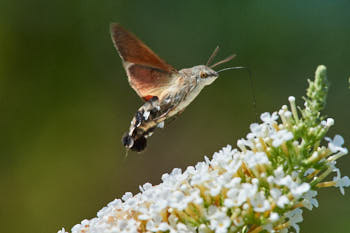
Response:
[110,23,237,152]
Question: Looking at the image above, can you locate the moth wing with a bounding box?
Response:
[110,23,177,101]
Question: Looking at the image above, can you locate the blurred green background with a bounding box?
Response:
[1,0,350,232]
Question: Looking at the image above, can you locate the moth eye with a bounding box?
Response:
[200,72,207,78]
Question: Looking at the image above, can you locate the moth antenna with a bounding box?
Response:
[206,46,220,66]
[217,66,258,121]
[210,54,236,68]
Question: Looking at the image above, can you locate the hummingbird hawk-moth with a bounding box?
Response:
[110,23,243,152]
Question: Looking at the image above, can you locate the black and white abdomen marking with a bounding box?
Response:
[122,96,165,152]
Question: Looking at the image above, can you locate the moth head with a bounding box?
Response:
[190,46,239,85]
[193,65,219,85]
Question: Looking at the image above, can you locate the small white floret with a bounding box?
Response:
[251,191,271,212]
[57,228,67,233]
[271,129,293,147]
[260,112,278,124]
[326,118,334,127]
[333,175,350,195]
[325,135,348,154]
[277,195,290,208]
[122,192,133,201]
[269,212,279,222]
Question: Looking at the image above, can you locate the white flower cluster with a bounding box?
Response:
[58,66,349,233]
[59,110,348,233]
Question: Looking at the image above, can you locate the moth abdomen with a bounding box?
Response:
[122,133,147,152]
[130,136,147,152]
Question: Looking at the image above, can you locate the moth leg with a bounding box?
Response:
[165,109,184,126]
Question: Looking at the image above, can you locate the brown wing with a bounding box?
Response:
[110,23,177,100]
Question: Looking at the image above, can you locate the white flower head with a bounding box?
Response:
[59,70,349,233]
